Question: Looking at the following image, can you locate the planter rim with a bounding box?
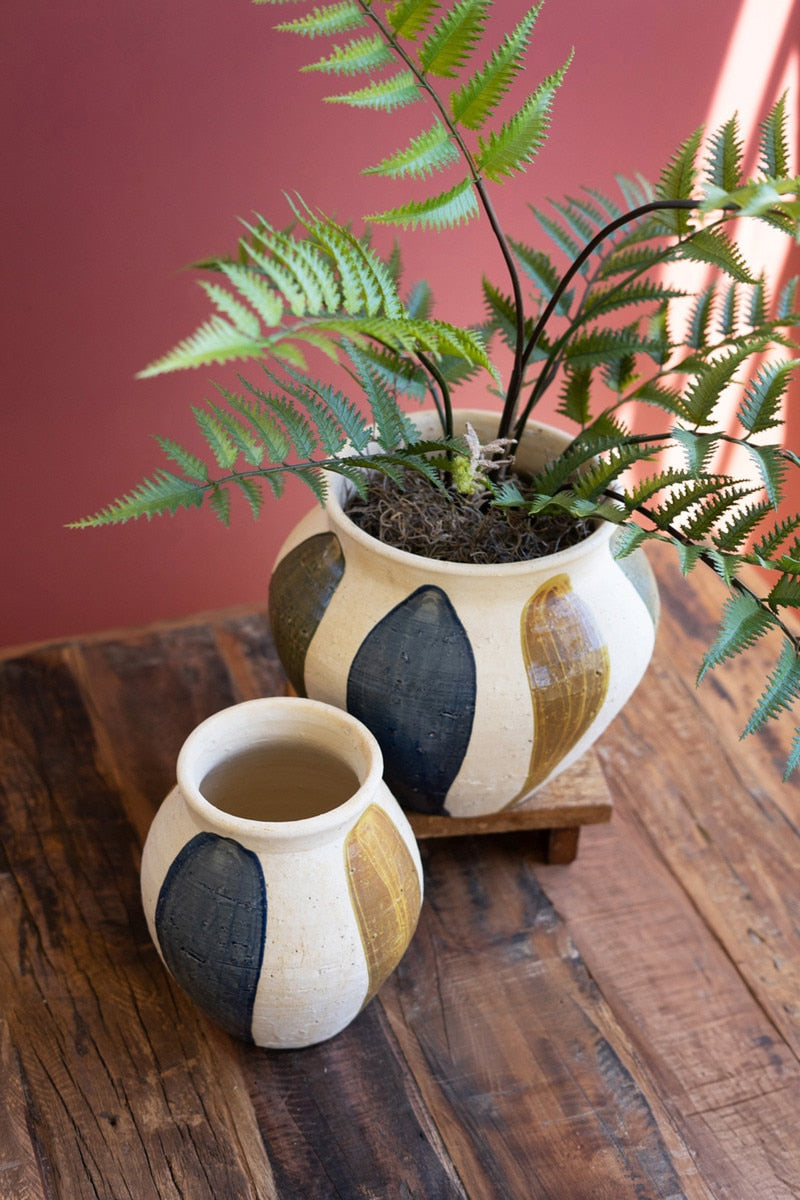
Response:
[327,409,616,577]
[176,696,384,844]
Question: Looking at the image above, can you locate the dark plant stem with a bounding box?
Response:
[505,198,728,443]
[417,350,453,437]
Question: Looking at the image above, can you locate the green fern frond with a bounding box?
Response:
[509,240,573,314]
[533,206,583,267]
[137,316,264,378]
[582,185,623,221]
[739,360,797,435]
[326,70,421,111]
[291,204,404,315]
[655,124,704,231]
[752,515,800,563]
[274,2,365,38]
[571,443,659,501]
[706,113,743,193]
[782,729,800,780]
[563,324,662,371]
[777,276,799,320]
[220,261,286,326]
[207,400,266,466]
[351,343,430,399]
[675,228,755,285]
[386,0,440,39]
[233,476,265,520]
[648,476,737,529]
[670,427,720,475]
[67,471,206,527]
[615,172,655,209]
[744,441,786,507]
[475,56,571,182]
[302,34,394,76]
[746,275,768,327]
[581,280,686,324]
[768,574,800,611]
[602,353,636,393]
[698,591,778,682]
[717,280,739,338]
[152,437,209,482]
[364,119,460,179]
[193,406,239,469]
[367,176,480,229]
[347,345,417,449]
[199,280,263,338]
[449,4,541,131]
[678,341,768,426]
[626,466,699,508]
[686,284,716,350]
[255,389,319,459]
[482,279,534,348]
[743,640,800,736]
[277,366,375,450]
[713,499,773,552]
[759,92,791,177]
[221,387,292,460]
[557,367,592,424]
[419,0,489,78]
[597,243,676,282]
[627,380,685,418]
[292,465,329,505]
[679,484,761,541]
[241,217,347,316]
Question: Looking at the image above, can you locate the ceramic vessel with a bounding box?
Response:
[140,697,423,1049]
[270,411,660,819]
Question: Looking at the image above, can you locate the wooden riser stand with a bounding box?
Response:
[284,684,611,863]
[407,751,612,864]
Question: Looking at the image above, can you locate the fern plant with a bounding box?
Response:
[72,1,800,774]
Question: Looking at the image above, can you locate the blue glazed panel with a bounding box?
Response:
[269,532,345,695]
[154,832,267,1042]
[347,586,476,815]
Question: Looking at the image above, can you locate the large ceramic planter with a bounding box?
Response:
[270,411,659,819]
[140,697,423,1049]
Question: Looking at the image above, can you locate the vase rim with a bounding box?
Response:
[326,408,616,576]
[175,696,384,844]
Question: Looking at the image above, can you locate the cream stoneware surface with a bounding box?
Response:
[140,697,423,1050]
[270,411,660,819]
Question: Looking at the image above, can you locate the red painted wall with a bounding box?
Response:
[2,0,797,647]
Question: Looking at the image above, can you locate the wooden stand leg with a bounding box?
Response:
[545,827,581,865]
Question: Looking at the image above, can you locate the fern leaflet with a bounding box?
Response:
[698,591,778,682]
[273,2,366,38]
[364,119,460,179]
[475,57,571,181]
[326,70,421,111]
[419,0,489,78]
[367,176,480,229]
[449,5,541,131]
[743,641,800,736]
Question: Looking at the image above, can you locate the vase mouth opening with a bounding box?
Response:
[326,407,615,575]
[176,697,384,841]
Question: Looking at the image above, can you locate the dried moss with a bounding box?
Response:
[345,471,593,564]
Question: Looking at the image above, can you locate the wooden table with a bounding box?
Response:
[2,544,800,1199]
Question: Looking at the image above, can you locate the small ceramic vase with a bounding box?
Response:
[140,697,423,1049]
[269,410,660,819]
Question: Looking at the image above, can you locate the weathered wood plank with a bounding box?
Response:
[0,650,276,1200]
[536,546,800,1199]
[0,1019,48,1200]
[379,834,715,1200]
[243,1002,470,1200]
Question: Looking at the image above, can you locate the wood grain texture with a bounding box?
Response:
[0,645,275,1200]
[2,555,800,1197]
